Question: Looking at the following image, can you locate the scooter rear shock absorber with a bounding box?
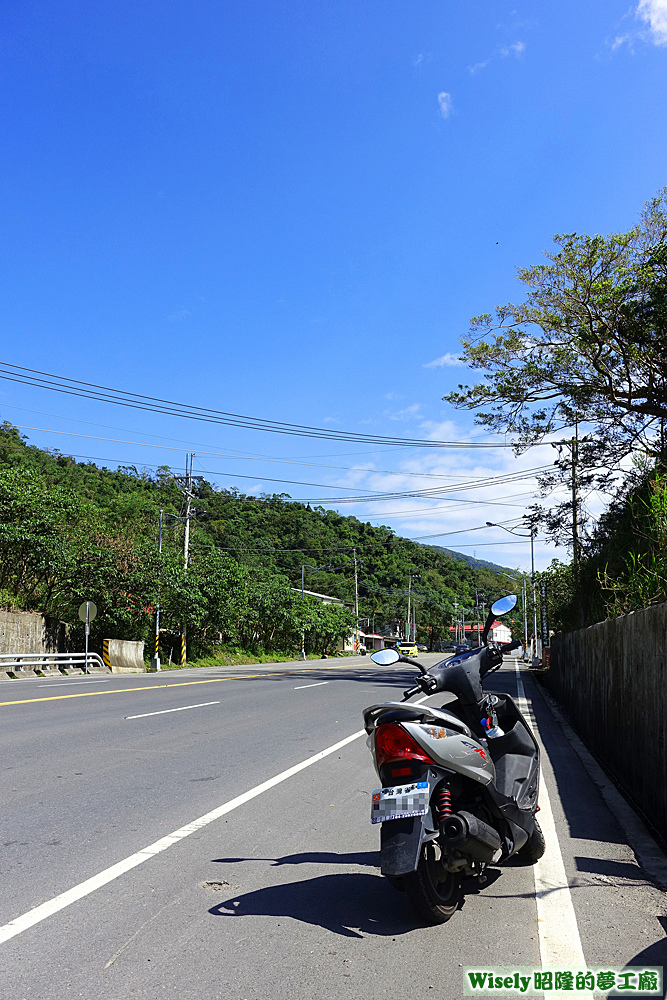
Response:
[436,784,452,823]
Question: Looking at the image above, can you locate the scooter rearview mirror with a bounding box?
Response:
[370,648,400,666]
[490,594,518,617]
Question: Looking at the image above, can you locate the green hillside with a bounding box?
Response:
[421,544,514,574]
[0,421,521,657]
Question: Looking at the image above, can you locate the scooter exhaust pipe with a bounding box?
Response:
[441,810,502,863]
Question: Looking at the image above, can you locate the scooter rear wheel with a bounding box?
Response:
[518,818,546,863]
[403,841,462,924]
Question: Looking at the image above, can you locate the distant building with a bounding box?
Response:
[489,621,512,643]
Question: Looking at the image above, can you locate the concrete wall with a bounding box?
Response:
[0,610,68,654]
[549,603,667,836]
[104,639,145,671]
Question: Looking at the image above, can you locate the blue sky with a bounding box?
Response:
[1,0,666,571]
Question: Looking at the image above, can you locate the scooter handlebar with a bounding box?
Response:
[402,674,437,701]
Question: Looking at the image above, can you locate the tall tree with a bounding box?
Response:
[445,189,667,549]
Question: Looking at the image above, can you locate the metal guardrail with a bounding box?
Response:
[0,651,106,673]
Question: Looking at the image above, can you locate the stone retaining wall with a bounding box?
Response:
[0,610,68,654]
[549,603,667,837]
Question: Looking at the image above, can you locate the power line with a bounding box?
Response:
[0,440,531,507]
[2,423,545,506]
[9,418,548,482]
[0,361,517,449]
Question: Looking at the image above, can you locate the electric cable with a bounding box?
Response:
[0,361,518,448]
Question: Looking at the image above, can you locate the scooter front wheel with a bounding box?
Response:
[403,841,462,924]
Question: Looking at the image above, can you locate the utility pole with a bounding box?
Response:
[522,577,528,659]
[300,565,306,659]
[353,548,359,618]
[530,525,539,668]
[151,509,163,671]
[407,570,412,641]
[183,452,194,570]
[474,588,479,647]
[571,421,580,585]
[180,452,194,666]
[353,548,359,652]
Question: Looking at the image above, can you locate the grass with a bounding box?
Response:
[155,648,350,670]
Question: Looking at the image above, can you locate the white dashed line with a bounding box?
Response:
[125,701,221,719]
[293,681,329,690]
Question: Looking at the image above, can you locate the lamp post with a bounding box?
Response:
[407,569,420,641]
[153,507,206,672]
[300,562,333,659]
[152,508,164,671]
[487,521,539,668]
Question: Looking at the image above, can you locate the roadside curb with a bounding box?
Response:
[529,670,667,892]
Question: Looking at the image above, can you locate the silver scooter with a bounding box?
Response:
[363,595,545,924]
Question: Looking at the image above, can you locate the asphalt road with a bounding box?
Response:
[1,655,665,1000]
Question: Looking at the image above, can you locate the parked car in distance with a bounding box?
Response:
[454,643,470,655]
[396,641,419,658]
[417,643,428,651]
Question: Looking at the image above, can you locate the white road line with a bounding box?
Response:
[125,700,221,719]
[293,681,329,690]
[0,728,365,946]
[514,661,588,974]
[36,679,111,688]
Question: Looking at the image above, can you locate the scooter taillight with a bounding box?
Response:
[374,723,433,769]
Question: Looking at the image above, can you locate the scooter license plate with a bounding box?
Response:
[370,781,429,824]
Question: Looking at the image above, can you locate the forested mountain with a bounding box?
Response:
[0,422,521,657]
[421,544,512,574]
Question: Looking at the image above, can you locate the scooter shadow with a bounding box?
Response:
[211,850,379,867]
[208,867,504,937]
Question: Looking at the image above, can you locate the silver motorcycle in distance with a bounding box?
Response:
[363,595,545,924]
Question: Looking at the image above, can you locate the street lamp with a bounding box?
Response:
[407,569,420,642]
[500,571,529,656]
[300,562,334,660]
[486,521,539,668]
[152,507,206,672]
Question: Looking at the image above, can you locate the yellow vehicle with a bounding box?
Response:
[397,641,419,658]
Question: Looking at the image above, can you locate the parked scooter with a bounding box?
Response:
[363,595,545,924]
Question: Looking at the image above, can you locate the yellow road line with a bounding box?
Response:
[0,662,364,708]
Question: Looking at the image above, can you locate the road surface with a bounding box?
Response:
[1,655,665,998]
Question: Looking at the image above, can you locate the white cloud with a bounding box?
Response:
[323,425,562,572]
[468,41,525,74]
[438,92,452,119]
[166,309,191,322]
[611,32,634,51]
[637,0,667,44]
[385,403,422,422]
[500,40,526,56]
[423,352,464,368]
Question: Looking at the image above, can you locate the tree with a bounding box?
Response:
[445,189,667,548]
